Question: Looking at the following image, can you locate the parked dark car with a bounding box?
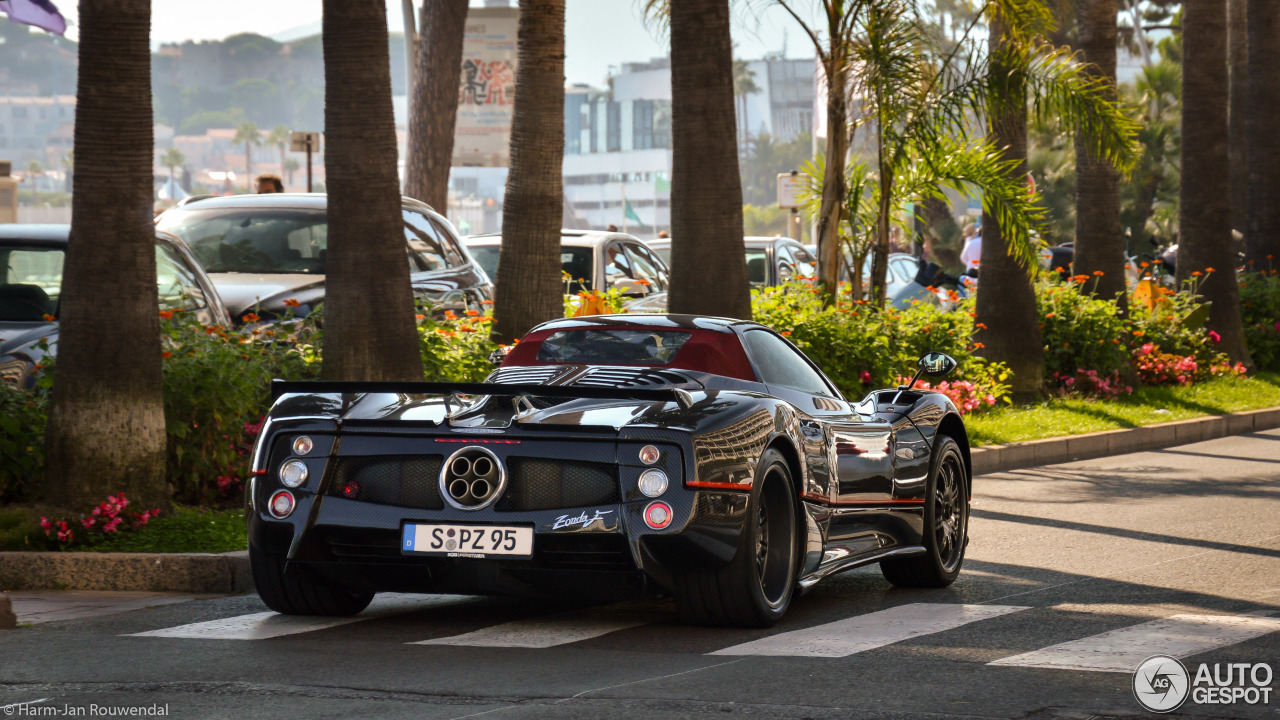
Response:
[647,236,819,289]
[156,194,494,324]
[0,224,230,391]
[248,314,972,628]
[463,230,669,312]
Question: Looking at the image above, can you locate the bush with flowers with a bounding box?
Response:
[752,281,1011,412]
[37,493,161,549]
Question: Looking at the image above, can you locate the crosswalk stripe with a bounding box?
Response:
[411,604,654,648]
[988,612,1280,673]
[710,603,1029,658]
[125,593,468,640]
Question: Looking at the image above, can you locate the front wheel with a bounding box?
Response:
[881,435,968,588]
[250,545,374,616]
[673,447,800,628]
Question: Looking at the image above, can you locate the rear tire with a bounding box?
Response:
[673,447,800,628]
[250,545,374,616]
[881,435,968,588]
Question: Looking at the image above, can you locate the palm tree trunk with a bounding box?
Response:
[668,0,751,319]
[43,0,168,510]
[1229,0,1248,235]
[404,0,468,212]
[816,58,848,302]
[1073,0,1127,308]
[490,0,565,342]
[1246,0,1280,266]
[1182,0,1252,366]
[974,9,1043,400]
[320,0,425,381]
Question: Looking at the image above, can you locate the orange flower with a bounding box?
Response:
[482,300,494,305]
[635,279,651,286]
[158,310,176,320]
[465,310,480,317]
[42,313,56,322]
[415,314,425,320]
[283,298,301,308]
[780,331,791,336]
[1133,330,1145,337]
[1045,312,1056,318]
[975,322,988,330]
[1191,271,1202,277]
[444,311,459,320]
[1205,267,1215,273]
[972,342,985,349]
[1140,261,1150,268]
[242,313,260,323]
[162,351,173,359]
[1093,270,1104,276]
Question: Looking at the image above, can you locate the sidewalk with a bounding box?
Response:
[5,590,215,626]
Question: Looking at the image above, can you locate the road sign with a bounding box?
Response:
[290,131,321,153]
[777,172,804,209]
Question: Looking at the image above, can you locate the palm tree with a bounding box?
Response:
[159,147,184,184]
[1181,0,1251,365]
[1072,0,1126,307]
[404,0,469,211]
[320,0,425,381]
[768,0,870,301]
[975,6,1044,400]
[1246,0,1280,265]
[733,57,760,148]
[490,0,566,342]
[266,124,291,183]
[43,0,168,509]
[665,0,753,319]
[25,160,43,204]
[1228,0,1246,235]
[233,120,260,189]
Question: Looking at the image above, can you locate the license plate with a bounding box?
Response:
[401,523,533,558]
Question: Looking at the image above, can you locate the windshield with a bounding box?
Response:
[0,245,64,321]
[744,248,768,286]
[0,242,206,322]
[158,208,329,274]
[468,245,500,282]
[464,243,595,294]
[536,328,691,365]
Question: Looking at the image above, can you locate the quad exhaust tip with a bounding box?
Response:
[440,446,506,510]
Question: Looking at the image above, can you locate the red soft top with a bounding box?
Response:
[503,325,758,382]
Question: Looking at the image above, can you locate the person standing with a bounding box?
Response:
[255,174,284,193]
[960,222,982,271]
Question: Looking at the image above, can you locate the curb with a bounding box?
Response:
[970,405,1280,476]
[0,550,251,594]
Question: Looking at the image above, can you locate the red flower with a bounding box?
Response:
[1208,330,1221,344]
[283,298,301,308]
[241,313,260,323]
[859,371,872,385]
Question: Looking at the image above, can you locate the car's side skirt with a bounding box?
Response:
[797,545,927,589]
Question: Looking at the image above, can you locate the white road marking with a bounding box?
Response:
[126,593,470,640]
[1,699,51,712]
[710,603,1029,658]
[989,612,1280,672]
[413,604,654,648]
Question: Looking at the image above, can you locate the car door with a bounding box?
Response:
[739,327,897,505]
[623,242,668,311]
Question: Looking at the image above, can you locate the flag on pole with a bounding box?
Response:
[624,200,643,227]
[0,0,67,35]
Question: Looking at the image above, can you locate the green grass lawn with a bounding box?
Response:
[967,372,1280,445]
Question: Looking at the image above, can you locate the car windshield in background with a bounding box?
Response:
[745,248,769,286]
[468,244,595,294]
[536,328,691,365]
[0,245,64,321]
[158,208,329,275]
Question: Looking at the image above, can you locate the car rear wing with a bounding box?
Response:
[270,380,696,409]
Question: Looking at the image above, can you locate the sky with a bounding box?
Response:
[50,0,815,87]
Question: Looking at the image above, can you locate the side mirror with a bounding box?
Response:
[918,351,957,378]
[488,346,511,366]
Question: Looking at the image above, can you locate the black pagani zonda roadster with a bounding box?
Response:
[248,314,972,627]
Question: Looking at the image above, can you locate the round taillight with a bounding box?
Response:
[638,445,661,465]
[279,460,308,488]
[268,490,295,518]
[644,501,673,530]
[341,480,360,499]
[292,436,314,455]
[638,469,668,498]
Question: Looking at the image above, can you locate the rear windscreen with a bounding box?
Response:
[535,329,692,365]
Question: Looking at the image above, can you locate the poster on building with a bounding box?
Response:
[453,6,518,168]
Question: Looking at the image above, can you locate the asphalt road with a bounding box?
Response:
[2,429,1279,720]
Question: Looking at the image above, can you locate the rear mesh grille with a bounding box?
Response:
[496,457,619,511]
[329,455,445,510]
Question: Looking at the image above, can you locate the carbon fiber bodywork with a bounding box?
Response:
[247,315,970,600]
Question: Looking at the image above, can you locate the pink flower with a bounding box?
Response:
[81,517,96,529]
[1208,330,1221,344]
[859,370,872,385]
[1274,321,1280,333]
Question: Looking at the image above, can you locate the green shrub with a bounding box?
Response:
[1037,277,1131,379]
[1240,272,1280,372]
[0,387,47,503]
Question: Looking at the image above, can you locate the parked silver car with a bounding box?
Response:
[646,236,818,289]
[464,229,670,312]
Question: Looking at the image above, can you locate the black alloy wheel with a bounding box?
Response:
[881,434,969,588]
[673,447,800,627]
